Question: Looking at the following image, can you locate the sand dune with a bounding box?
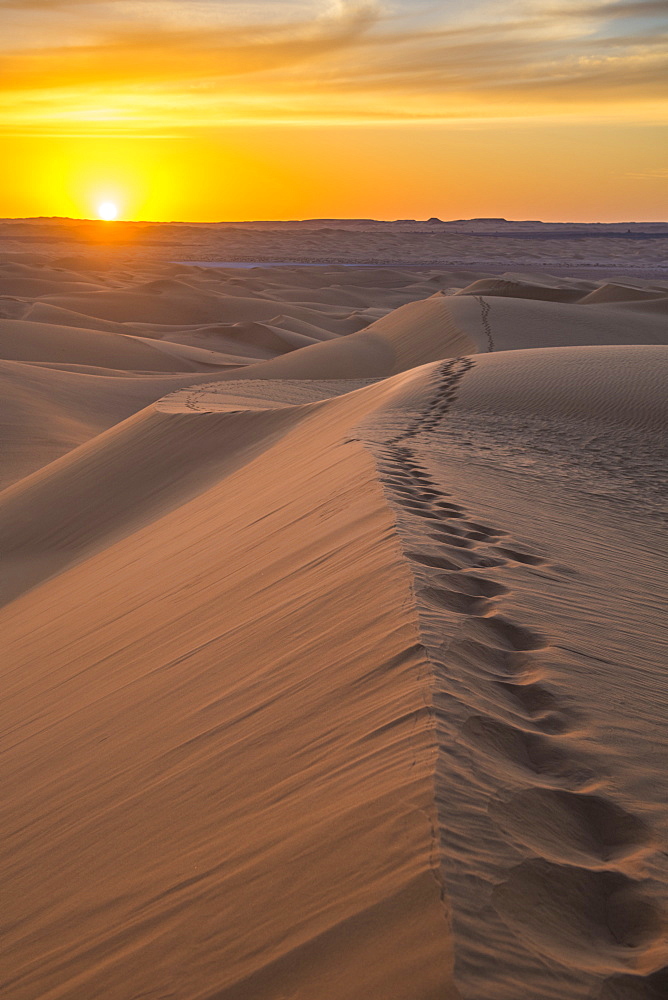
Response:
[1,259,667,1000]
[195,294,476,381]
[0,360,245,488]
[0,262,103,297]
[606,297,668,316]
[43,283,288,326]
[454,275,585,302]
[152,320,321,357]
[200,285,668,383]
[0,317,223,371]
[24,301,136,333]
[578,283,668,306]
[447,292,668,350]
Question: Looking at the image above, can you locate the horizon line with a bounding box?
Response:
[3,216,668,227]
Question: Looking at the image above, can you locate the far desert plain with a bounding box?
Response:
[1,217,667,1000]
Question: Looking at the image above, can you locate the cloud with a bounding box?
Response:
[0,0,666,130]
[627,166,668,178]
[572,1,668,18]
[0,6,380,90]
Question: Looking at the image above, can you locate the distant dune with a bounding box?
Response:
[1,256,667,1000]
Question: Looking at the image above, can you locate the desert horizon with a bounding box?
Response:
[4,216,668,224]
[2,216,667,277]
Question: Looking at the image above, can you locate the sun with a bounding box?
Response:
[98,201,118,221]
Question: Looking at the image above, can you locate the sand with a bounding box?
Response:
[1,255,667,1000]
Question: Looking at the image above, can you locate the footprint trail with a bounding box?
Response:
[371,358,666,999]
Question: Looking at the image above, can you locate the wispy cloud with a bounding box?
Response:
[572,1,668,18]
[627,166,668,178]
[1,0,666,131]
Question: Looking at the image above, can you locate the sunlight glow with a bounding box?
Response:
[0,0,665,221]
[98,200,118,221]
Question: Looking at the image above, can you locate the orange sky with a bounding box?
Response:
[1,1,666,221]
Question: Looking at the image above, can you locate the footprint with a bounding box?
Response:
[448,639,535,678]
[435,534,474,549]
[391,486,424,497]
[490,788,653,868]
[428,548,505,571]
[428,533,462,547]
[434,573,508,598]
[469,555,507,570]
[429,523,468,537]
[497,682,574,734]
[419,586,490,616]
[465,522,508,537]
[597,967,668,999]
[407,552,464,572]
[496,547,545,566]
[492,860,664,972]
[394,497,433,509]
[497,680,561,717]
[464,615,548,651]
[427,550,490,572]
[461,714,595,787]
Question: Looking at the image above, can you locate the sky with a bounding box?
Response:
[0,0,666,220]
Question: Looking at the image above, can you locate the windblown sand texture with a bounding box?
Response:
[1,258,667,1000]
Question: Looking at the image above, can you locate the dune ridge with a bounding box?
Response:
[1,258,666,999]
[362,349,668,998]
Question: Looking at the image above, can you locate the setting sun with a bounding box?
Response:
[98,201,118,221]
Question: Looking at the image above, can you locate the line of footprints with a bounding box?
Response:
[375,360,666,998]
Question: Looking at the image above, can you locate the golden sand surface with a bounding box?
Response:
[1,254,667,999]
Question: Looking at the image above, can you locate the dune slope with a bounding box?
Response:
[2,374,460,1000]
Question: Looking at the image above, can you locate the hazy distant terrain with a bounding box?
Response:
[2,217,667,271]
